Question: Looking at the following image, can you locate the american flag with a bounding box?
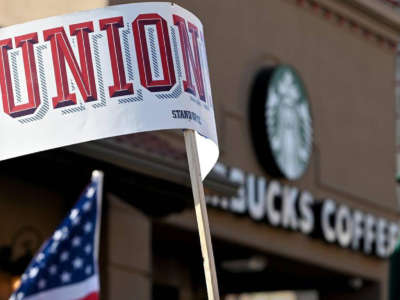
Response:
[10,171,103,300]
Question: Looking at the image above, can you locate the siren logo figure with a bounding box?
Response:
[266,66,312,180]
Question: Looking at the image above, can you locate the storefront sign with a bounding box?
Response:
[0,3,218,178]
[250,65,312,180]
[206,163,400,258]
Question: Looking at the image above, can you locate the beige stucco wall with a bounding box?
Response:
[105,0,400,213]
[158,0,398,212]
[105,195,151,300]
[0,0,106,26]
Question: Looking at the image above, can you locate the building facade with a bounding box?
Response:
[0,0,399,300]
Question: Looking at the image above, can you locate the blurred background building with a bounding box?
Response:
[0,0,399,300]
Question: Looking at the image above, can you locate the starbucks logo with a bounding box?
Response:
[250,65,313,180]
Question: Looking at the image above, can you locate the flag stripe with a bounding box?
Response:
[81,292,99,300]
[24,275,99,300]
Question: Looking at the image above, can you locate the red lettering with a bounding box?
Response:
[132,14,176,92]
[0,34,41,118]
[99,17,134,97]
[43,22,97,108]
[173,15,205,101]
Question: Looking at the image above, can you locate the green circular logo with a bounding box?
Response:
[250,65,313,180]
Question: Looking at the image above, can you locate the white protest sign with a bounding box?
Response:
[0,2,218,179]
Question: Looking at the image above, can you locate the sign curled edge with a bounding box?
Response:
[0,2,219,179]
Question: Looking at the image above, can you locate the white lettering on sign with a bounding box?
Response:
[298,191,314,235]
[321,199,336,243]
[266,181,281,226]
[206,163,400,258]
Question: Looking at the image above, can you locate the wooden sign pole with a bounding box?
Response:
[184,129,220,300]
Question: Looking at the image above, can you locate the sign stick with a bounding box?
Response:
[184,129,220,300]
[91,170,104,261]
